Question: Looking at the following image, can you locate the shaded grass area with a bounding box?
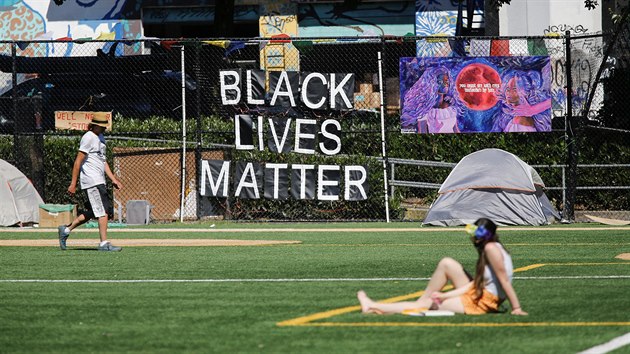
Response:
[0,227,629,353]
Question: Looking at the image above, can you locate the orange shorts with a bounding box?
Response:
[460,286,500,315]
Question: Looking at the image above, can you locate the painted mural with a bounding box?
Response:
[414,0,483,57]
[400,56,552,134]
[0,0,145,94]
[415,0,458,57]
[0,0,144,57]
[259,1,299,72]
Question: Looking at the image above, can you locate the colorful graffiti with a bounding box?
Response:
[0,0,144,95]
[415,11,457,57]
[260,15,300,71]
[0,0,143,57]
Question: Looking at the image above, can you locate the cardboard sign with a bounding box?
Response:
[55,111,113,131]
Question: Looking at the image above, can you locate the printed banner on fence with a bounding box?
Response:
[202,68,370,201]
[200,159,369,201]
[399,56,552,134]
[55,111,113,131]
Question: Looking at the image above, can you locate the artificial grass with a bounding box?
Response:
[0,226,629,353]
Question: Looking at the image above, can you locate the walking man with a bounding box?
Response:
[58,115,122,251]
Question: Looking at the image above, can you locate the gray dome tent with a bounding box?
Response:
[423,149,560,226]
[0,159,44,226]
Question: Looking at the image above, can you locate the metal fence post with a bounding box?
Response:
[195,43,203,222]
[563,30,577,222]
[377,50,390,222]
[11,42,17,166]
[180,45,187,222]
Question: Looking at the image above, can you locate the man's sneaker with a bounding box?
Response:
[98,242,122,252]
[58,225,69,250]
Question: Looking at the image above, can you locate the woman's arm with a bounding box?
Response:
[431,281,472,303]
[485,243,528,315]
[509,98,551,117]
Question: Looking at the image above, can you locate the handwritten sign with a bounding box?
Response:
[55,111,113,131]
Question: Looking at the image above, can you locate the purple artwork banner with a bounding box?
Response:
[400,56,552,134]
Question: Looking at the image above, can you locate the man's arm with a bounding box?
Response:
[68,151,87,195]
[105,162,122,190]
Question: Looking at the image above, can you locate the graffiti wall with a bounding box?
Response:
[0,0,143,57]
[0,0,144,95]
[259,1,299,72]
[415,0,483,57]
[499,0,604,118]
[415,0,457,56]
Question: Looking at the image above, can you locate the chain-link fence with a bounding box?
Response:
[567,9,630,222]
[0,30,628,223]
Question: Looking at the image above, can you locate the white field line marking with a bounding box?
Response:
[1,226,629,233]
[1,275,630,283]
[577,332,630,354]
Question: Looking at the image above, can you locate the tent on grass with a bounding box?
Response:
[423,149,560,226]
[0,159,44,226]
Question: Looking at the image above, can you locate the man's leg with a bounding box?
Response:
[97,214,108,243]
[58,214,88,250]
[86,185,121,252]
[96,214,120,252]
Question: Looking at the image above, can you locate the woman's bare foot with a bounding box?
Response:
[357,290,375,313]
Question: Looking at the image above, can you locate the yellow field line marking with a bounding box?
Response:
[277,262,630,327]
[513,262,630,273]
[277,290,430,326]
[546,262,630,266]
[514,264,546,272]
[284,322,630,328]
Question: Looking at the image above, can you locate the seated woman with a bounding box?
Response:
[357,218,527,315]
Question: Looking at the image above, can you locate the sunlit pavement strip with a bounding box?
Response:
[1,226,629,233]
[0,239,301,247]
[577,332,630,354]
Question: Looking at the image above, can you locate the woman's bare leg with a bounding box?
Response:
[436,296,466,313]
[357,257,470,314]
[357,290,421,314]
[415,257,471,308]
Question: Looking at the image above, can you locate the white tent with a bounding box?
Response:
[0,159,44,226]
[423,149,560,226]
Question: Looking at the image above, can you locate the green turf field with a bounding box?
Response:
[1,223,629,353]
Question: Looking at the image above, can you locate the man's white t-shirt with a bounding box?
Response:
[79,131,107,189]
